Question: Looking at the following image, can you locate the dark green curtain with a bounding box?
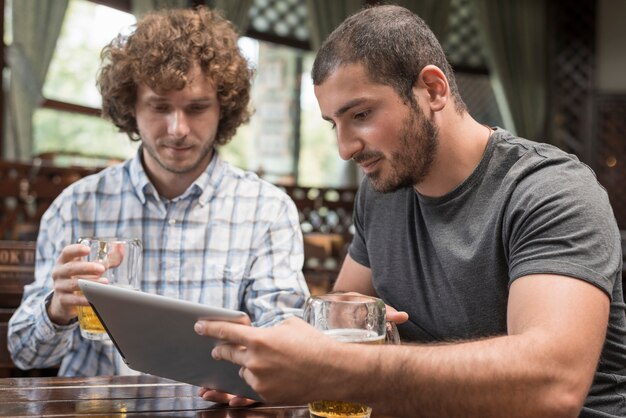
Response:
[131,0,189,17]
[306,0,363,51]
[5,0,68,160]
[213,0,254,34]
[393,0,452,41]
[472,0,548,140]
[132,1,253,35]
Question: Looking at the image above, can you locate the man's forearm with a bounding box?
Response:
[333,334,591,418]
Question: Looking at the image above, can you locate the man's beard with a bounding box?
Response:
[365,106,438,193]
[142,139,213,175]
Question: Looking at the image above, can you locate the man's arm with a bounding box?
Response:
[332,254,377,295]
[8,241,107,370]
[7,203,77,370]
[199,273,608,418]
[333,255,409,324]
[356,274,608,417]
[242,195,310,327]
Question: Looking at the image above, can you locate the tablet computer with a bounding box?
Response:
[78,279,261,401]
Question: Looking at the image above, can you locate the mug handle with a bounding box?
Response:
[385,321,401,345]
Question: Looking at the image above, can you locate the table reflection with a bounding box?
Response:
[0,375,309,417]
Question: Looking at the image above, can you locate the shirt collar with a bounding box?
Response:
[128,147,225,205]
[192,151,225,206]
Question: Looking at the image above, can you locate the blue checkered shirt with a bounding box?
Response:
[8,150,309,376]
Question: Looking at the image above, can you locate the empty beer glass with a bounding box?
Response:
[303,293,399,418]
[76,237,142,341]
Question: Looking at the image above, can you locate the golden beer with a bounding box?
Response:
[308,329,384,418]
[76,237,142,341]
[76,291,107,339]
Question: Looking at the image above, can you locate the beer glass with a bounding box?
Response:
[303,293,399,418]
[76,237,142,341]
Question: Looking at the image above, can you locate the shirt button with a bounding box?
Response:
[168,219,176,225]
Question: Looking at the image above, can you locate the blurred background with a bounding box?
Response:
[2,0,623,194]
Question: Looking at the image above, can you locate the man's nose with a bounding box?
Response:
[336,126,363,161]
[167,110,190,139]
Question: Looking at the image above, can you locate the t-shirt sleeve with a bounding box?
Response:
[505,155,622,297]
[348,180,371,268]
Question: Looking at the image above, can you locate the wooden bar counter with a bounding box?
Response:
[0,375,310,417]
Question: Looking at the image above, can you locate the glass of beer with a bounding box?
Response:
[303,293,399,418]
[76,237,142,341]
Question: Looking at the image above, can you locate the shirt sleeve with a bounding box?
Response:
[505,155,622,295]
[7,197,77,369]
[348,179,371,268]
[242,193,310,327]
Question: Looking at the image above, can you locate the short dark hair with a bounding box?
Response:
[97,6,252,144]
[312,5,466,114]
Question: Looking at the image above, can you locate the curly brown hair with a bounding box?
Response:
[97,6,252,145]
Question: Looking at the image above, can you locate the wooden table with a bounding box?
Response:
[0,375,310,417]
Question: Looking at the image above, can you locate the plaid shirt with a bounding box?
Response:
[8,150,309,376]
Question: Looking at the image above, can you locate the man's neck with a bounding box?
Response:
[414,115,491,198]
[141,150,213,200]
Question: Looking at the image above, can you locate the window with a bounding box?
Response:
[34,0,137,165]
[228,40,346,187]
[299,54,350,187]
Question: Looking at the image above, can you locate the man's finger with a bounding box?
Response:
[228,396,258,407]
[69,292,89,306]
[386,309,409,324]
[54,262,106,283]
[194,320,251,346]
[57,244,91,263]
[198,387,258,406]
[211,343,247,365]
[106,243,125,268]
[199,388,235,403]
[53,274,107,294]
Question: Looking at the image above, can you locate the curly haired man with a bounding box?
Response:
[9,6,309,377]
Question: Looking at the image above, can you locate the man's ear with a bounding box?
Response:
[412,65,448,112]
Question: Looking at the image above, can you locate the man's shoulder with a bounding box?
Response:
[493,130,582,168]
[53,161,132,204]
[490,130,597,187]
[218,161,292,202]
[491,132,610,219]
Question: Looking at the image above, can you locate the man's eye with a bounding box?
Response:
[188,105,209,113]
[151,105,169,112]
[354,111,369,120]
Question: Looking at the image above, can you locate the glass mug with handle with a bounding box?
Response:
[76,237,142,341]
[303,293,400,418]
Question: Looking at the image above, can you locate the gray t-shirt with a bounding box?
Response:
[350,128,625,417]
